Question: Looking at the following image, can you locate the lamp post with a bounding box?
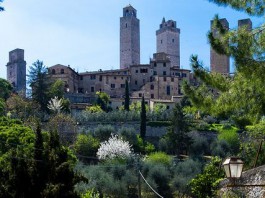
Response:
[222,157,265,187]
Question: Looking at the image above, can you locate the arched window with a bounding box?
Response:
[52,69,55,74]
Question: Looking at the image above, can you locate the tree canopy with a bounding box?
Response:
[27,60,51,112]
[183,0,265,127]
[0,78,13,100]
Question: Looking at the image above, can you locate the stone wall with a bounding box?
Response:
[77,122,168,137]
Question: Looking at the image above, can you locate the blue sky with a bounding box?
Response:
[0,0,260,79]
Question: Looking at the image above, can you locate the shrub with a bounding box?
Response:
[146,152,172,166]
[217,127,240,154]
[74,134,100,157]
[189,135,209,157]
[93,125,115,142]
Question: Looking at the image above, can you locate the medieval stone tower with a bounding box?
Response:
[120,5,140,69]
[6,49,26,93]
[156,18,180,68]
[238,18,252,31]
[210,18,230,74]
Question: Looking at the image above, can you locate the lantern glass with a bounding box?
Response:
[223,163,231,178]
[223,157,244,179]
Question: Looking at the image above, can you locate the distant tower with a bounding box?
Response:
[6,49,26,93]
[120,5,140,69]
[156,18,180,68]
[210,18,230,74]
[238,18,252,31]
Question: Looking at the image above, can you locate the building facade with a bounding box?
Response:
[120,5,140,69]
[6,49,26,94]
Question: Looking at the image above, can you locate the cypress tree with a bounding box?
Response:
[140,95,146,140]
[124,80,130,111]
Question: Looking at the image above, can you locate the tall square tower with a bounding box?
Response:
[6,49,26,94]
[120,5,140,69]
[210,18,230,74]
[156,18,180,68]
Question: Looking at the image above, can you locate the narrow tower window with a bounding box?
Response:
[125,23,127,28]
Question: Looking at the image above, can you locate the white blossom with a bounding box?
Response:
[47,96,63,113]
[97,134,133,160]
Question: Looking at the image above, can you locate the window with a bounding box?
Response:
[175,72,180,77]
[140,68,148,73]
[150,77,153,82]
[125,23,127,28]
[163,71,167,75]
[161,40,163,44]
[61,69,64,74]
[111,84,115,88]
[150,84,154,90]
[167,85,170,95]
[153,71,157,75]
[135,80,137,85]
[91,87,94,92]
[139,93,142,97]
[182,73,187,78]
[171,78,174,82]
[163,77,167,82]
[114,76,116,80]
[121,77,123,80]
[136,70,138,73]
[151,94,154,99]
[172,39,175,43]
[80,76,83,80]
[121,84,125,88]
[99,76,102,81]
[90,75,96,80]
[124,71,127,74]
[52,69,55,74]
[163,63,166,67]
[167,105,170,109]
[154,63,157,67]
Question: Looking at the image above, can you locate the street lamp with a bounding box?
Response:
[222,157,265,187]
[223,157,244,180]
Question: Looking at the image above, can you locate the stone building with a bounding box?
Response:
[156,18,180,68]
[210,18,230,74]
[6,49,26,94]
[78,68,130,98]
[48,64,79,93]
[120,5,140,69]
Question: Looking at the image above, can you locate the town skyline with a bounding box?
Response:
[0,0,259,79]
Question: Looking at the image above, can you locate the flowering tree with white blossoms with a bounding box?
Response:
[97,134,133,160]
[47,96,63,114]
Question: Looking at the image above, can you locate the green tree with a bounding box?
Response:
[28,60,51,112]
[124,80,130,111]
[184,1,265,127]
[74,134,100,157]
[6,94,40,120]
[49,79,65,99]
[140,95,146,141]
[165,103,192,155]
[0,99,4,116]
[0,78,12,100]
[96,91,110,112]
[189,157,224,198]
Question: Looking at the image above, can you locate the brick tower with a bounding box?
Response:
[6,49,26,94]
[120,5,140,69]
[156,18,180,68]
[210,18,230,74]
